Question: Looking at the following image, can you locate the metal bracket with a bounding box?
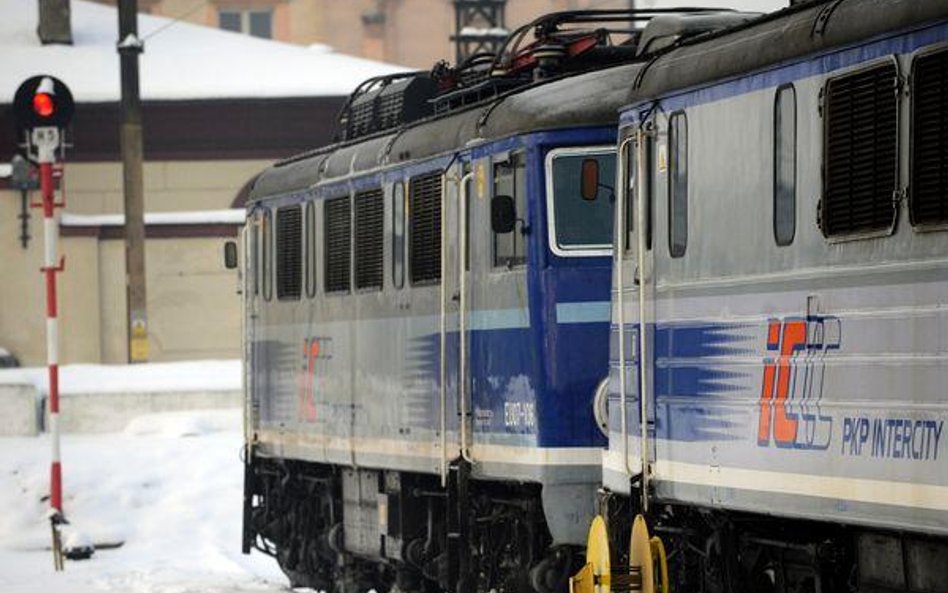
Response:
[41,256,66,274]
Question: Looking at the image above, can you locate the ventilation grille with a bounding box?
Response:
[912,50,948,226]
[354,189,384,290]
[324,196,351,293]
[410,173,442,285]
[823,63,898,236]
[276,206,301,300]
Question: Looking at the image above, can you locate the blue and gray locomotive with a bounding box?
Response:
[239,2,948,593]
[574,2,948,593]
[238,9,749,593]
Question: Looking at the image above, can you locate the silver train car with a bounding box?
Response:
[579,1,948,593]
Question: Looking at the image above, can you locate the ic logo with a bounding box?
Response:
[757,316,839,450]
[299,337,331,422]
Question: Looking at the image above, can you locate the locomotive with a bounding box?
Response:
[238,2,948,593]
[576,1,948,593]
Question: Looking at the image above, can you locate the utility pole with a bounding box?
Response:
[118,0,149,363]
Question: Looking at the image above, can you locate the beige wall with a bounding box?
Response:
[0,158,263,366]
[99,0,612,69]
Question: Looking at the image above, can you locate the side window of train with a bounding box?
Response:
[774,84,797,246]
[409,172,442,285]
[668,112,688,258]
[354,188,384,291]
[324,195,352,294]
[276,205,302,301]
[822,62,899,237]
[392,182,406,289]
[305,201,317,298]
[910,48,948,228]
[493,151,527,268]
[262,208,273,301]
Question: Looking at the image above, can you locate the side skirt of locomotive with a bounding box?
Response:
[581,489,948,593]
[242,447,582,593]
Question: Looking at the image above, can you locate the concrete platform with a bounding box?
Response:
[0,383,42,436]
[47,389,242,434]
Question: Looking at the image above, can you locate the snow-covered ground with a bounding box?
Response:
[0,409,289,593]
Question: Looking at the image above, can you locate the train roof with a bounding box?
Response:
[626,0,948,109]
[249,9,757,202]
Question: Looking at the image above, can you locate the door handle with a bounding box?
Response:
[633,265,641,286]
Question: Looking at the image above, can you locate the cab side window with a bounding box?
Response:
[493,152,527,268]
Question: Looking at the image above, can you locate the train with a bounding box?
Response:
[236,2,948,593]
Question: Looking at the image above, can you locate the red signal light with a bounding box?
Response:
[33,92,55,117]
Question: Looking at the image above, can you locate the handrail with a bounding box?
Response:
[439,171,449,487]
[635,126,650,512]
[458,171,474,464]
[616,136,633,478]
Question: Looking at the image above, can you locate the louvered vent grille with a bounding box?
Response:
[324,196,351,293]
[911,50,948,226]
[276,206,302,300]
[377,93,404,130]
[354,189,384,290]
[823,63,898,236]
[410,173,442,285]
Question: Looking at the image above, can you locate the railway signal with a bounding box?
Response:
[13,74,75,571]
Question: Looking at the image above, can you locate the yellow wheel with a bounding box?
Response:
[629,515,670,593]
[570,515,611,593]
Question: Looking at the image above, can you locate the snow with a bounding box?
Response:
[0,0,408,103]
[0,409,288,593]
[0,360,241,395]
[61,209,246,227]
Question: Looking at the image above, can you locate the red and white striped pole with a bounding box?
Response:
[32,126,66,570]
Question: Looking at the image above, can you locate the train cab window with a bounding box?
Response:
[911,49,948,227]
[410,172,442,285]
[262,208,273,301]
[324,196,351,293]
[546,147,615,255]
[392,182,406,289]
[822,63,898,237]
[493,152,527,268]
[276,205,302,300]
[668,112,688,258]
[774,85,797,246]
[305,201,317,298]
[354,188,384,291]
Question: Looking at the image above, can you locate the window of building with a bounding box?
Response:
[218,9,272,39]
[324,196,351,293]
[668,112,688,258]
[547,147,615,255]
[911,49,948,227]
[410,172,442,285]
[276,205,302,300]
[493,152,527,268]
[262,208,273,301]
[354,188,384,291]
[392,182,406,289]
[305,201,317,298]
[822,63,898,237]
[251,213,260,296]
[774,85,797,246]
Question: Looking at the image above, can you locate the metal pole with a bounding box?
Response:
[32,126,66,570]
[118,0,149,363]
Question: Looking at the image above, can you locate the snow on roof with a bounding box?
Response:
[61,209,246,227]
[0,0,408,103]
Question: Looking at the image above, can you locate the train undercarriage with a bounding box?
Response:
[243,451,580,593]
[243,452,948,593]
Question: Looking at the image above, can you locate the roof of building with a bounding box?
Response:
[0,0,407,103]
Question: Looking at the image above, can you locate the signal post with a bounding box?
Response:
[14,75,75,571]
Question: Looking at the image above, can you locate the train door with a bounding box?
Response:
[438,159,467,483]
[245,208,263,439]
[612,121,656,508]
